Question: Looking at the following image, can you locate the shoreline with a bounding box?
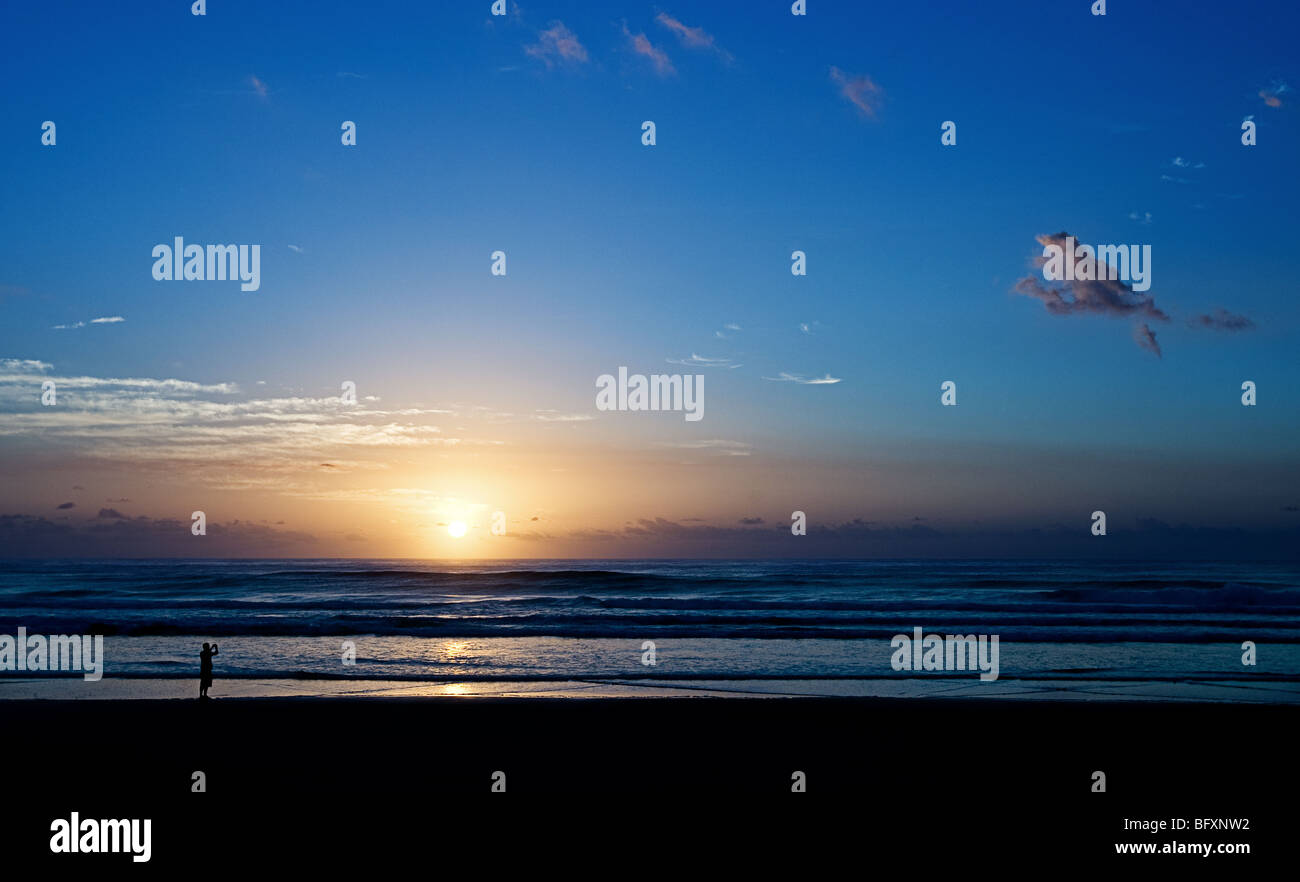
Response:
[3,674,1297,703]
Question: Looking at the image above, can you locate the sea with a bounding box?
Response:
[1,559,1296,702]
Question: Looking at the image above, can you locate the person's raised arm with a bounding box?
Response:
[212,644,219,656]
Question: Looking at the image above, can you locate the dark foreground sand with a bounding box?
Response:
[4,696,1292,864]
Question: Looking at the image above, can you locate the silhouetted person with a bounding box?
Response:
[199,642,219,699]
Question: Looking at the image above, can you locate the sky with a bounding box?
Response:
[1,0,1298,558]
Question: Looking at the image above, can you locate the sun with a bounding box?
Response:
[447,520,467,539]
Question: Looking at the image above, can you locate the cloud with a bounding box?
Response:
[0,359,52,372]
[336,72,366,79]
[654,13,732,62]
[1014,233,1167,321]
[1171,157,1205,169]
[830,66,883,118]
[623,24,674,76]
[738,517,764,525]
[1259,80,1288,108]
[287,245,303,253]
[666,353,742,369]
[762,372,842,384]
[1188,308,1256,332]
[98,508,129,519]
[247,75,269,98]
[1132,323,1161,357]
[52,316,123,329]
[1128,211,1152,225]
[0,512,319,558]
[1014,233,1170,353]
[532,410,595,422]
[56,502,74,510]
[0,359,472,489]
[657,439,753,456]
[525,22,589,67]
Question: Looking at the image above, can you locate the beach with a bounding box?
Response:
[3,558,1295,862]
[2,694,1292,863]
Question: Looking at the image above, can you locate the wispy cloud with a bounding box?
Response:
[1172,156,1205,169]
[830,66,883,118]
[656,439,753,456]
[1128,211,1152,225]
[1259,80,1289,108]
[1188,308,1256,332]
[1132,323,1161,357]
[622,23,674,76]
[654,13,732,63]
[762,372,842,384]
[1,359,53,372]
[525,21,589,67]
[247,75,269,98]
[52,316,124,330]
[0,360,477,485]
[667,353,742,369]
[532,410,595,422]
[287,244,303,253]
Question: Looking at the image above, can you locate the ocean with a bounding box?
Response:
[1,559,1297,701]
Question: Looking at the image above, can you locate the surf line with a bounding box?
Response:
[890,626,999,681]
[0,627,103,681]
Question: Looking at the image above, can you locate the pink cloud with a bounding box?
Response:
[830,67,883,118]
[525,22,589,67]
[655,13,732,62]
[624,24,674,76]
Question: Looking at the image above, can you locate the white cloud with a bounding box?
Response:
[667,353,742,369]
[762,372,842,385]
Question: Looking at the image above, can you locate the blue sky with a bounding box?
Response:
[1,0,1297,557]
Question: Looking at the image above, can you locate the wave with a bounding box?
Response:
[6,616,1298,642]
